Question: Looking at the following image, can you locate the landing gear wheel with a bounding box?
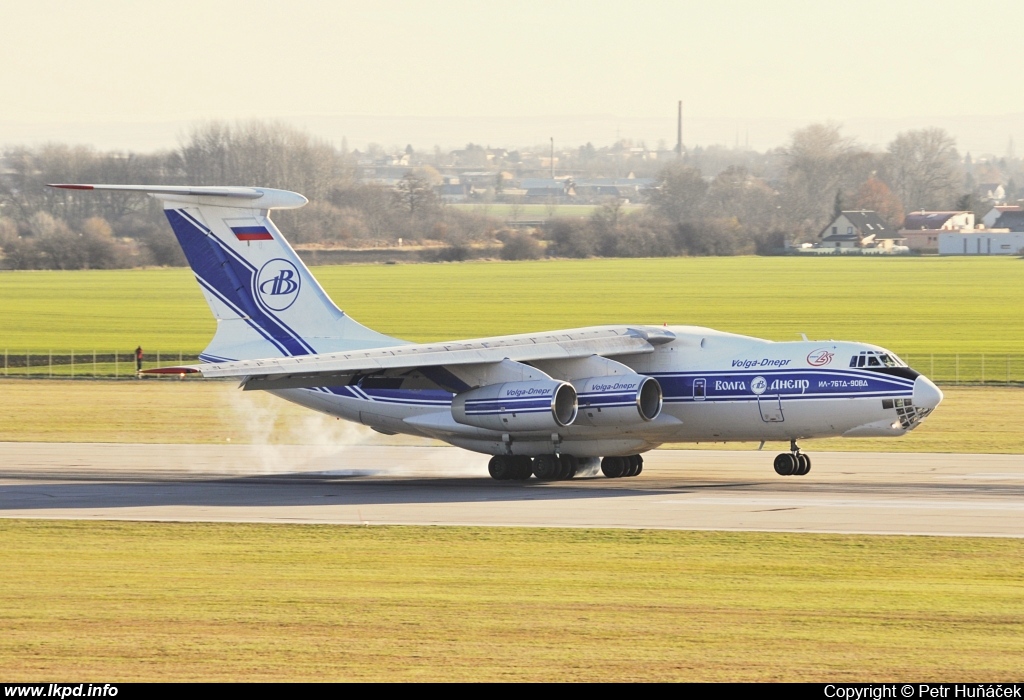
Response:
[623,455,640,477]
[512,456,534,480]
[488,455,513,480]
[533,454,560,481]
[633,454,643,476]
[773,453,796,476]
[796,453,811,476]
[559,454,578,480]
[601,456,626,478]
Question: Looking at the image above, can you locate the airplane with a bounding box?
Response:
[50,183,944,480]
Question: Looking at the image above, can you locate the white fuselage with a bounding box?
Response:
[271,326,939,457]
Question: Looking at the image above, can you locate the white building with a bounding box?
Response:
[939,232,1024,255]
[818,211,904,251]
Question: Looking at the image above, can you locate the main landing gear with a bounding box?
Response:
[773,439,811,476]
[600,455,643,478]
[487,454,645,481]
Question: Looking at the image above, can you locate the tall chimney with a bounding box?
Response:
[675,101,683,158]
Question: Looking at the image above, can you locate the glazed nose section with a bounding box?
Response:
[913,375,943,410]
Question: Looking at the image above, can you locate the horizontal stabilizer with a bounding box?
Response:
[48,184,307,209]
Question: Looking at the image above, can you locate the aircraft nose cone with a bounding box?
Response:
[913,375,943,410]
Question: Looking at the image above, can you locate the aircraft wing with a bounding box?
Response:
[155,325,675,391]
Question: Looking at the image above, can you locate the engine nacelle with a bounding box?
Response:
[451,380,578,432]
[574,374,662,427]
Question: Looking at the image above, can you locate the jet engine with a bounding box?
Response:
[573,374,662,427]
[451,380,578,432]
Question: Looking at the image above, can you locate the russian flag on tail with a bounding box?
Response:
[231,225,273,241]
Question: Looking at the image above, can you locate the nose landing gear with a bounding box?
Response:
[773,440,811,476]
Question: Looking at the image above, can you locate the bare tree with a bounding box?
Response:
[394,172,436,218]
[779,123,865,236]
[649,163,707,226]
[885,128,960,211]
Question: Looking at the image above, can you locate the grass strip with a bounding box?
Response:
[0,520,1020,681]
[1,256,1023,353]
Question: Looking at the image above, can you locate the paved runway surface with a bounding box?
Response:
[1,442,1022,536]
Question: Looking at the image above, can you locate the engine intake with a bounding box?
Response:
[452,380,578,432]
[574,374,662,427]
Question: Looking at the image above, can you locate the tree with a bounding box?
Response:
[649,163,707,226]
[853,177,904,229]
[779,122,869,236]
[885,128,960,211]
[394,172,436,218]
[500,231,542,260]
[833,190,845,218]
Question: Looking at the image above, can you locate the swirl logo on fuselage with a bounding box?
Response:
[806,349,834,366]
[750,376,768,395]
[255,258,301,311]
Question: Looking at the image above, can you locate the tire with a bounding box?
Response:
[513,456,533,480]
[533,454,560,481]
[634,454,644,476]
[488,455,512,480]
[560,454,578,480]
[623,456,639,477]
[797,453,811,476]
[601,456,626,478]
[773,453,796,476]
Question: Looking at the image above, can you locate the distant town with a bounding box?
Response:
[1,119,1022,269]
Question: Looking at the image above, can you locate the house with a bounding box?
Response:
[981,205,1021,229]
[436,177,471,203]
[574,177,657,203]
[902,211,974,231]
[520,178,575,202]
[818,211,905,251]
[993,210,1024,232]
[899,210,975,252]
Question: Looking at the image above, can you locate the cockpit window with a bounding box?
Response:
[850,350,907,368]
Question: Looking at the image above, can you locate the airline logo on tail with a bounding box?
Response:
[256,259,302,311]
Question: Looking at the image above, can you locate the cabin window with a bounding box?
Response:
[867,356,881,367]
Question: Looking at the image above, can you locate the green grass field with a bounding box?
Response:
[1,521,1020,681]
[0,256,1022,356]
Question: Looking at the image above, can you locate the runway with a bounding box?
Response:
[1,442,1022,537]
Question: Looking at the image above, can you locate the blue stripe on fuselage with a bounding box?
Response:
[652,368,913,403]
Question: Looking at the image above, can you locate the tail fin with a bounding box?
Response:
[50,184,399,361]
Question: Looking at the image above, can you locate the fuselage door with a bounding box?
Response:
[693,378,706,401]
[758,394,784,423]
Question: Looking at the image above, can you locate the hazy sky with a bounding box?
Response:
[2,0,1023,152]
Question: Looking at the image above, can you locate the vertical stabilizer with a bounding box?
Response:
[50,184,400,361]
